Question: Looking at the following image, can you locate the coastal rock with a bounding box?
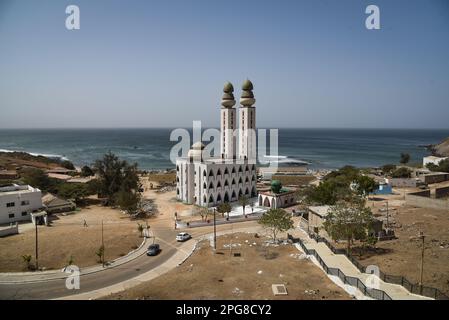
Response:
[430,137,449,157]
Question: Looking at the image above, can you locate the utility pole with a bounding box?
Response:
[213,208,217,251]
[419,231,425,295]
[101,220,105,267]
[386,201,389,229]
[35,220,39,270]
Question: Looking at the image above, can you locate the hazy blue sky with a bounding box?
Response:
[1,0,448,129]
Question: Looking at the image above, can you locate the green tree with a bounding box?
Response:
[115,188,141,214]
[258,209,294,242]
[400,153,411,164]
[323,197,374,255]
[353,175,377,197]
[217,202,232,218]
[20,168,51,191]
[194,206,209,222]
[57,183,92,205]
[238,195,250,216]
[426,159,449,173]
[382,164,396,175]
[93,152,140,204]
[80,165,94,177]
[391,167,412,178]
[61,160,75,170]
[67,255,74,266]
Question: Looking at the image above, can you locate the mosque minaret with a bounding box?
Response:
[238,79,257,162]
[220,82,237,160]
[176,80,258,207]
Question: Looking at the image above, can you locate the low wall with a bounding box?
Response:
[424,173,449,184]
[436,186,449,199]
[409,190,431,197]
[389,178,418,188]
[0,224,19,237]
[405,194,449,211]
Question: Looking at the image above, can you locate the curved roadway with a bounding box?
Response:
[0,221,259,300]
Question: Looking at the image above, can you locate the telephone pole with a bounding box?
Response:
[101,220,105,267]
[419,231,425,294]
[35,220,39,270]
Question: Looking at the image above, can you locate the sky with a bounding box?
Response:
[0,0,448,129]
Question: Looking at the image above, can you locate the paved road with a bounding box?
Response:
[0,220,259,300]
[0,225,180,300]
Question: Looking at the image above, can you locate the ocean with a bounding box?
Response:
[0,128,448,170]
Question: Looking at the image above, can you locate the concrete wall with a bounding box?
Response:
[424,173,449,184]
[436,186,449,199]
[0,224,19,237]
[409,190,431,197]
[405,194,449,210]
[389,178,418,188]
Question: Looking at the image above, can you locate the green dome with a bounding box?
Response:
[241,90,254,99]
[271,180,282,194]
[222,92,235,100]
[242,79,254,91]
[223,82,234,93]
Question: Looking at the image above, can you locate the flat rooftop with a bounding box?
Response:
[308,205,331,218]
[0,184,40,195]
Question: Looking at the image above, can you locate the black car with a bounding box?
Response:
[147,244,161,256]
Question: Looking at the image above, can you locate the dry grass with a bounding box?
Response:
[106,233,349,300]
[330,196,449,296]
[0,205,143,272]
[146,173,176,185]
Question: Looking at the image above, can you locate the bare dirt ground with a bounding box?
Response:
[331,191,449,296]
[0,176,187,273]
[106,233,350,300]
[0,205,144,272]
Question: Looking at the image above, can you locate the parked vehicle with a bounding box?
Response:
[176,232,192,242]
[147,244,161,256]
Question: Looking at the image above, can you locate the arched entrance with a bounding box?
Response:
[263,197,270,207]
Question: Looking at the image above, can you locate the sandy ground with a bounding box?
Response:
[329,191,449,296]
[105,232,350,300]
[0,176,187,273]
[0,205,144,272]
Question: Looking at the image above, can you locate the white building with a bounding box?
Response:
[0,184,43,225]
[423,156,448,167]
[176,80,258,207]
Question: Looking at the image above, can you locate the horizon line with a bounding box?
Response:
[1,127,449,130]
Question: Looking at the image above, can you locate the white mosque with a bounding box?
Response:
[176,80,258,207]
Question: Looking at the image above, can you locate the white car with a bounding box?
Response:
[176,232,192,242]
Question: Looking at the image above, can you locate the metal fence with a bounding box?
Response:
[288,234,392,300]
[304,233,448,300]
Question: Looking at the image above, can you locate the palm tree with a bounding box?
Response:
[22,255,32,270]
[239,195,250,217]
[137,223,144,237]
